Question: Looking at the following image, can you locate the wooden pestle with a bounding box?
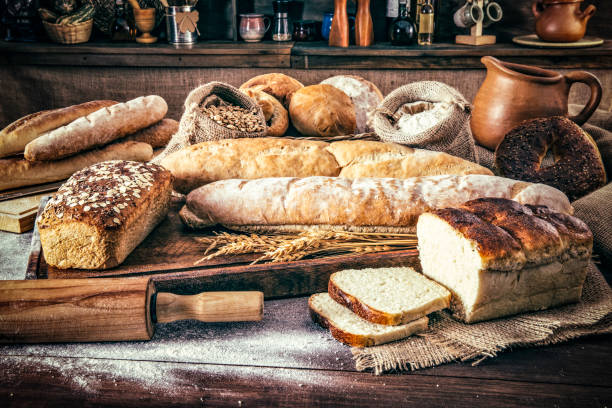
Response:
[0,277,263,343]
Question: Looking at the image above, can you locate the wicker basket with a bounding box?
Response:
[42,19,93,44]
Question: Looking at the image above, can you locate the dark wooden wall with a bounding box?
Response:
[201,0,610,42]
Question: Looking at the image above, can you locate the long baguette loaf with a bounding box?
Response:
[160,138,341,193]
[124,118,178,148]
[0,141,153,191]
[160,138,492,194]
[327,140,493,178]
[182,175,573,233]
[0,100,118,158]
[24,96,167,161]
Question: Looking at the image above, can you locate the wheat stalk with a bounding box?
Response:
[194,230,417,265]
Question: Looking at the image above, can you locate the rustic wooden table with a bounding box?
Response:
[0,229,611,407]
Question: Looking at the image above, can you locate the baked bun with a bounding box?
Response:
[289,84,356,137]
[240,73,304,109]
[241,88,289,137]
[320,75,383,133]
[495,116,606,201]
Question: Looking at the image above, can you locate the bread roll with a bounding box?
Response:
[124,118,178,148]
[0,141,153,191]
[0,100,117,158]
[38,160,173,269]
[182,175,573,233]
[160,138,340,193]
[289,84,356,137]
[240,88,289,137]
[417,198,592,323]
[24,95,168,161]
[240,73,304,109]
[327,140,493,178]
[320,75,383,133]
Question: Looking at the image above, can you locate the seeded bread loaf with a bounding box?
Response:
[181,175,573,233]
[0,100,118,158]
[309,293,429,347]
[24,96,168,161]
[328,267,450,326]
[417,198,593,323]
[0,141,153,192]
[38,160,173,269]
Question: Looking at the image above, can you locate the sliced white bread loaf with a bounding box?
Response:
[328,267,451,326]
[309,293,429,347]
[417,198,592,323]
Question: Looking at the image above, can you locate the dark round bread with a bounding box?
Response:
[495,116,606,201]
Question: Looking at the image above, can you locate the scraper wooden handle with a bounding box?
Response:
[0,277,263,343]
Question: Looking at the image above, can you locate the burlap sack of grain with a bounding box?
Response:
[372,81,477,162]
[153,81,266,164]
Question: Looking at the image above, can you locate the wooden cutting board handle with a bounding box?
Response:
[0,278,263,343]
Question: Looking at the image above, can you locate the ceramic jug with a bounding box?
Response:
[532,0,596,43]
[471,56,602,150]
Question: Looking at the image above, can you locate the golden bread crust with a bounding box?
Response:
[239,73,304,109]
[289,84,356,137]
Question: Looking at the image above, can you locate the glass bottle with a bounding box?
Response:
[418,0,434,45]
[110,0,136,42]
[386,0,399,40]
[389,0,416,45]
[272,0,292,41]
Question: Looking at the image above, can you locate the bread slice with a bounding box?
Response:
[328,267,451,326]
[309,293,429,347]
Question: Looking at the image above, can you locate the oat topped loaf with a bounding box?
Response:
[38,160,173,270]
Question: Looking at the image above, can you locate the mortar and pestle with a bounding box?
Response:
[127,0,157,43]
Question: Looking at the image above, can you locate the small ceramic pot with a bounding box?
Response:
[239,13,271,42]
[532,0,596,43]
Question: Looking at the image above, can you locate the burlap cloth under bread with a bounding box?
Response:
[353,107,612,374]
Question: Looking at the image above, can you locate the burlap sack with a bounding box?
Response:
[372,81,477,162]
[152,82,266,164]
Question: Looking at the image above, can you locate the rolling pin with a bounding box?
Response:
[0,277,263,343]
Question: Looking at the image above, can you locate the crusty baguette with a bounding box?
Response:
[124,118,178,148]
[38,160,173,269]
[0,141,153,191]
[182,175,573,232]
[160,138,341,193]
[24,95,167,161]
[309,293,429,347]
[0,100,118,158]
[328,267,450,326]
[327,140,493,178]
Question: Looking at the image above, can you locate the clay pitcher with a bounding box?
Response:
[471,56,602,150]
[532,0,596,43]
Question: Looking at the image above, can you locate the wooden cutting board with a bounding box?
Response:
[0,194,48,233]
[26,197,420,298]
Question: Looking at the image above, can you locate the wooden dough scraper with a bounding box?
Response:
[0,277,263,343]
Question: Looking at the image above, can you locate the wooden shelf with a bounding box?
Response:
[1,39,611,69]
